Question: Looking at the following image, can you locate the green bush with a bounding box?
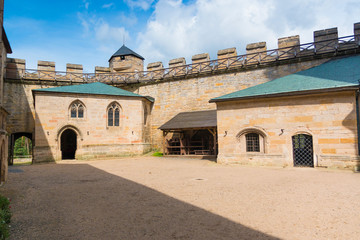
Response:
[0,195,11,240]
[152,152,163,157]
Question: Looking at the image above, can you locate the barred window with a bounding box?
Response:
[108,102,121,127]
[70,101,85,119]
[245,133,260,152]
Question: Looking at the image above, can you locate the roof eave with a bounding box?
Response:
[159,126,217,131]
[108,54,145,62]
[209,85,360,103]
[32,89,153,102]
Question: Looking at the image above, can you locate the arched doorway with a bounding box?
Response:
[292,134,314,167]
[9,132,33,165]
[60,129,77,160]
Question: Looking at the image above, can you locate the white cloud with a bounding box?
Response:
[94,20,130,53]
[77,12,130,56]
[136,0,360,67]
[77,12,91,35]
[124,0,155,10]
[102,3,114,9]
[83,0,90,10]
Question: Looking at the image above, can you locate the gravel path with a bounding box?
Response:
[1,157,360,239]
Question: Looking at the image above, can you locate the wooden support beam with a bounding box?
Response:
[207,128,216,136]
[163,131,169,155]
[207,128,217,155]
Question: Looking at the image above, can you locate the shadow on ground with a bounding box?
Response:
[2,164,279,240]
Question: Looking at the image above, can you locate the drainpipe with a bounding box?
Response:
[356,89,360,155]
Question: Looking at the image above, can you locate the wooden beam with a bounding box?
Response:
[163,131,169,155]
[207,128,216,136]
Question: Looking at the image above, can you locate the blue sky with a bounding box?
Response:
[4,0,360,72]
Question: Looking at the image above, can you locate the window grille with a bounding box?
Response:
[292,134,314,167]
[246,133,260,152]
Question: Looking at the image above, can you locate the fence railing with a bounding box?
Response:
[6,35,360,84]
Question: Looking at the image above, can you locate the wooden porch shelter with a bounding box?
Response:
[159,110,218,156]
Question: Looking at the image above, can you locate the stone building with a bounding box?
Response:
[3,19,360,172]
[210,55,360,169]
[32,82,153,162]
[0,0,12,182]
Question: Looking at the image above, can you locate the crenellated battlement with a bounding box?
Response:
[5,22,360,85]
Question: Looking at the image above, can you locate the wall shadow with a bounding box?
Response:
[3,163,280,240]
[4,81,36,164]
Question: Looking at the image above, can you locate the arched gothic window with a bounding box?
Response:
[70,101,85,119]
[108,102,121,127]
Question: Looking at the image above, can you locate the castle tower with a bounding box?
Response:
[109,45,144,73]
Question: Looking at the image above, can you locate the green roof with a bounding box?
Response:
[33,82,153,101]
[210,55,360,102]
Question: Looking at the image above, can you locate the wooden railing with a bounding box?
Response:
[6,35,360,84]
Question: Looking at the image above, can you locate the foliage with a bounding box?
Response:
[14,136,32,157]
[152,152,163,157]
[0,195,11,240]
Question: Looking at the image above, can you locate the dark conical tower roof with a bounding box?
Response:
[109,45,145,62]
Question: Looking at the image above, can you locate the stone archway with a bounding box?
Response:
[60,129,77,160]
[9,132,33,165]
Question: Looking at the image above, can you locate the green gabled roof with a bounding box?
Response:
[32,82,153,101]
[210,55,360,102]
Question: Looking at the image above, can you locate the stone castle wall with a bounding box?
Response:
[4,82,36,135]
[125,58,329,149]
[3,22,360,157]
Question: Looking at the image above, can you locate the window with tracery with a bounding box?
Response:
[108,102,121,127]
[70,101,85,119]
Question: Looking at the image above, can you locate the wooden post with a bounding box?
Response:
[180,132,185,155]
[207,128,217,155]
[163,131,168,155]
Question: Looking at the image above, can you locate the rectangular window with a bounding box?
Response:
[246,133,260,152]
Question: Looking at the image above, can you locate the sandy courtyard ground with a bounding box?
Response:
[1,156,360,240]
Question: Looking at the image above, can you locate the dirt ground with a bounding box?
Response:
[1,156,359,240]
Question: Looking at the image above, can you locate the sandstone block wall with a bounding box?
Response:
[0,109,8,182]
[125,58,329,150]
[4,22,360,165]
[4,82,36,134]
[110,55,143,73]
[33,92,151,162]
[216,91,359,169]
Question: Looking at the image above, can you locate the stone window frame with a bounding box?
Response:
[107,102,122,127]
[69,100,86,120]
[236,127,268,154]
